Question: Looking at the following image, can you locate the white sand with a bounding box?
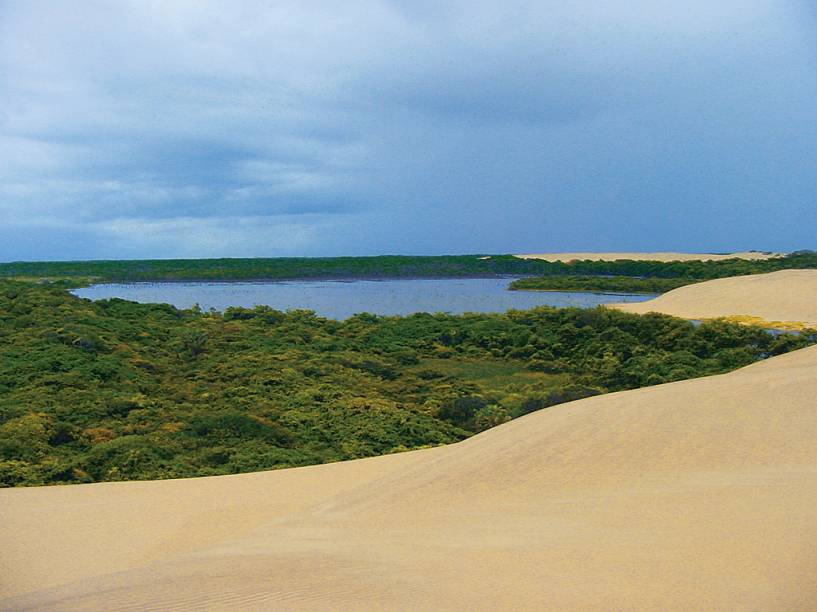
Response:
[3,345,817,609]
[515,251,783,262]
[612,269,817,328]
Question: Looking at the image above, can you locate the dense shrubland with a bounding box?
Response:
[1,251,816,284]
[509,275,696,293]
[1,279,814,487]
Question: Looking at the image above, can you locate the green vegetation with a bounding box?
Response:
[509,275,697,293]
[0,255,557,282]
[2,279,814,487]
[1,251,816,284]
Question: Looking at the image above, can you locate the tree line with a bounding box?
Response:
[1,251,815,284]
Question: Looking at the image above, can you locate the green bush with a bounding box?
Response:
[189,411,292,445]
[84,436,174,481]
[516,385,603,417]
[439,396,487,428]
[474,405,511,431]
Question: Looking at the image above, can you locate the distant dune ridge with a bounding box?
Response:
[515,251,784,262]
[612,269,817,328]
[3,269,817,610]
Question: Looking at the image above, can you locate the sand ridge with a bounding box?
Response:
[611,269,817,328]
[3,345,817,609]
[515,251,783,262]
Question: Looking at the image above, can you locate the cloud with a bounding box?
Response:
[1,1,816,260]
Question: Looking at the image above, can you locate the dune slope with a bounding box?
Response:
[3,344,817,610]
[515,251,782,262]
[612,269,817,327]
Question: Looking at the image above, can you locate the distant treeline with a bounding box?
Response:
[1,251,816,283]
[509,275,696,294]
[2,279,814,486]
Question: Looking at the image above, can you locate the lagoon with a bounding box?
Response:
[73,277,656,320]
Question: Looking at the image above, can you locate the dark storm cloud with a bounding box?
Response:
[1,1,816,260]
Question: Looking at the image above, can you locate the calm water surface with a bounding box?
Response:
[73,277,656,320]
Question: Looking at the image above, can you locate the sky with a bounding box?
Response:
[1,0,816,261]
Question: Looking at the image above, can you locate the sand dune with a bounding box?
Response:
[612,269,817,328]
[3,342,817,610]
[515,251,783,262]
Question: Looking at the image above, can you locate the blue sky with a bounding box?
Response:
[1,1,816,261]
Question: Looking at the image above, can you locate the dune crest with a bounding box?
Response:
[612,269,817,328]
[3,343,817,610]
[515,251,783,262]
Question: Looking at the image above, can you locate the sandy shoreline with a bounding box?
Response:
[515,251,783,262]
[2,269,817,610]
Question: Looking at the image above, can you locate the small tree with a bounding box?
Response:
[180,330,208,358]
[474,405,511,432]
